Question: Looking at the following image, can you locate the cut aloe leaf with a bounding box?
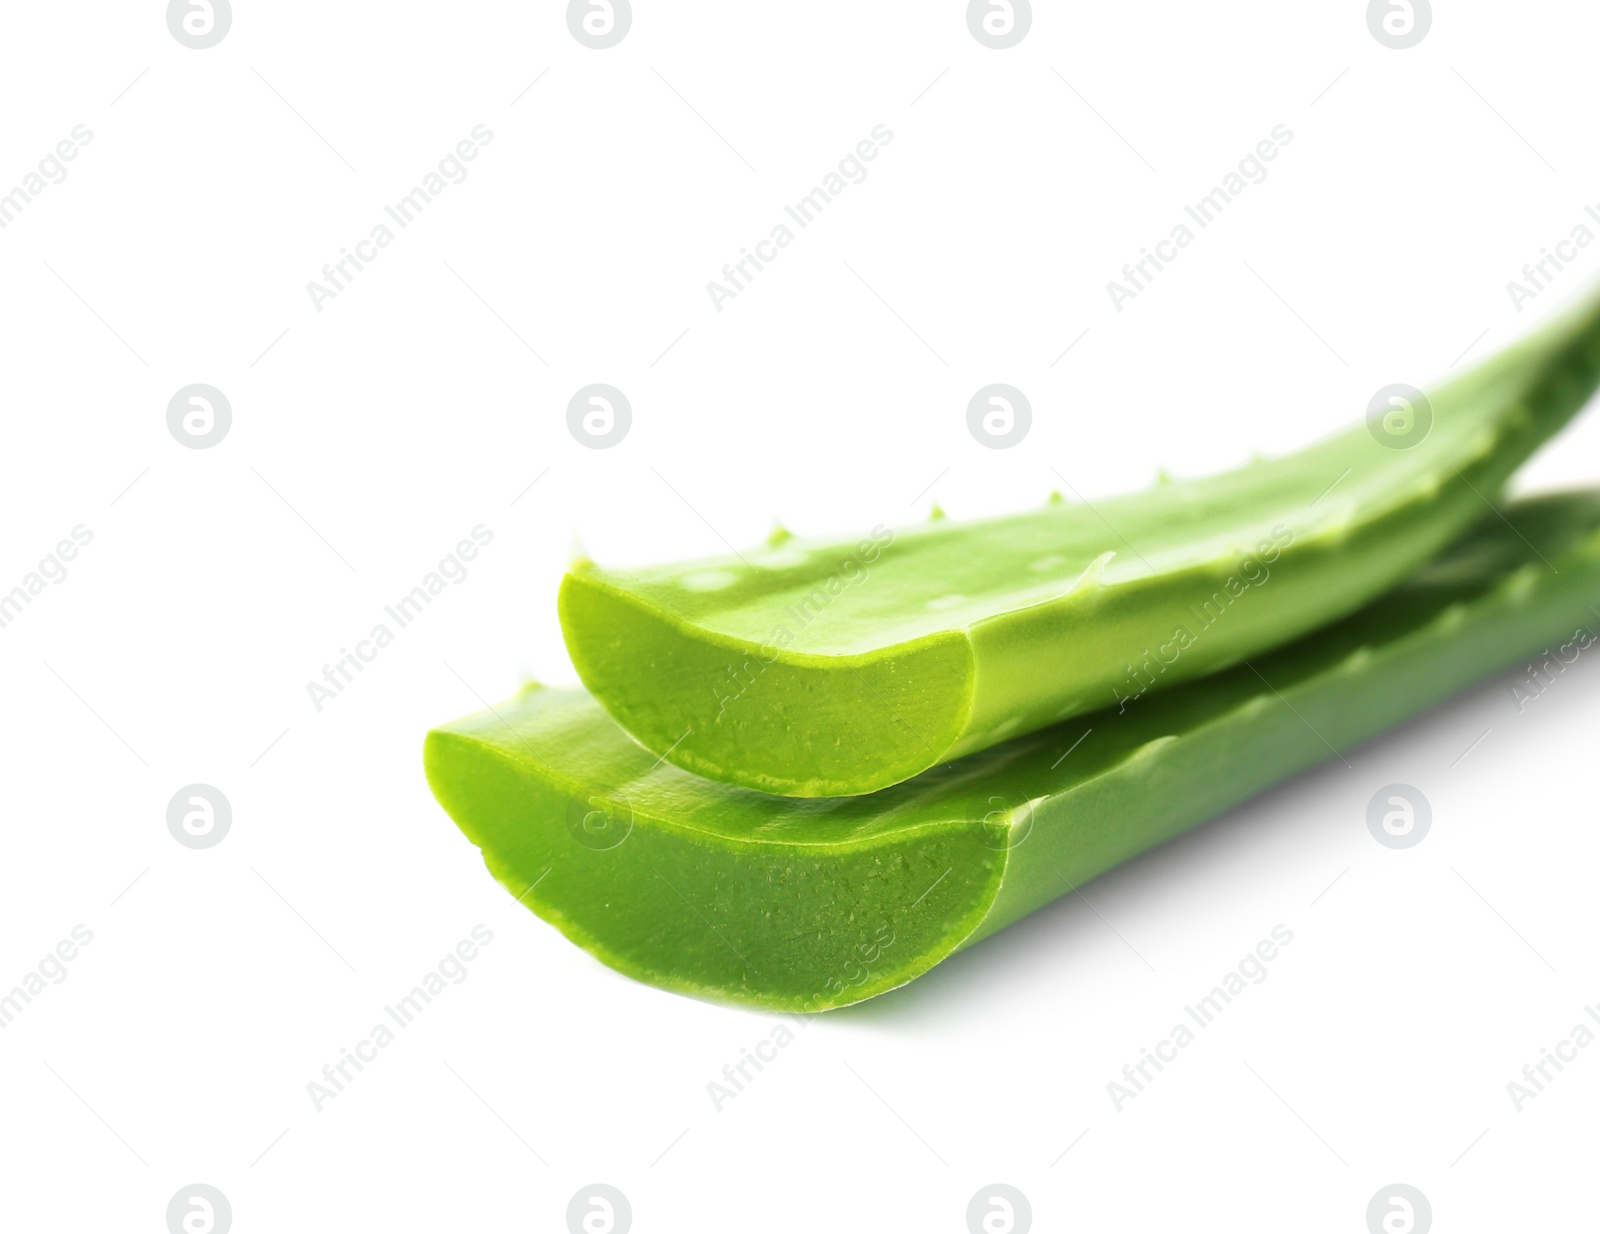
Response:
[561,296,1600,795]
[430,492,1600,1010]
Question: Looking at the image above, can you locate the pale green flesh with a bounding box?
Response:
[562,294,1600,795]
[432,493,1600,1011]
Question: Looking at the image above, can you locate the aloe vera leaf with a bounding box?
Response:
[561,297,1600,796]
[431,493,1600,1010]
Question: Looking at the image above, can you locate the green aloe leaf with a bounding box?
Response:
[429,492,1600,1011]
[562,296,1600,795]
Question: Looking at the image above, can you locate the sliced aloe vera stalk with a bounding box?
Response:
[562,297,1600,795]
[431,493,1600,1010]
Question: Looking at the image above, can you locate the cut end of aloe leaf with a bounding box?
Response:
[559,569,978,797]
[435,492,1600,1011]
[424,688,1006,1011]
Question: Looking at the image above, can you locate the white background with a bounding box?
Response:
[3,2,1599,1231]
